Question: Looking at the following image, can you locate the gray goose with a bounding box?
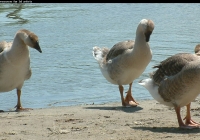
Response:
[93,19,154,107]
[0,29,42,112]
[139,44,200,129]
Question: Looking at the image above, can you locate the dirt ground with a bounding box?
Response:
[0,99,200,140]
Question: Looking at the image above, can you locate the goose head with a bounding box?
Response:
[194,44,200,56]
[137,19,155,42]
[18,29,42,53]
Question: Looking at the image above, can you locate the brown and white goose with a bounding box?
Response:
[139,44,200,129]
[93,19,154,107]
[0,29,42,112]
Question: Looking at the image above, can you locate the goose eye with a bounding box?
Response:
[29,35,33,41]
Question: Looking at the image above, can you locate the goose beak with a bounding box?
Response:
[145,31,152,42]
[34,42,42,53]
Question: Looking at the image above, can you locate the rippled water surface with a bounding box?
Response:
[0,3,200,110]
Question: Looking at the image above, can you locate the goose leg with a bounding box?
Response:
[119,85,126,106]
[15,89,32,112]
[183,103,200,127]
[175,106,199,129]
[124,83,138,107]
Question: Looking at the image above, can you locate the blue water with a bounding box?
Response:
[0,3,200,110]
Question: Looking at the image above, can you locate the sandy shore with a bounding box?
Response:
[0,98,200,140]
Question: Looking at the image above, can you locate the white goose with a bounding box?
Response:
[93,19,154,107]
[0,29,42,112]
[139,44,200,129]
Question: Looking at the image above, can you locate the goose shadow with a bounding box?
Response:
[0,109,31,113]
[0,110,17,113]
[84,105,143,113]
[131,126,200,134]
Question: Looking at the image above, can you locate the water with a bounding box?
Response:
[0,3,200,110]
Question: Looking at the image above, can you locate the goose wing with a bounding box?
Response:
[152,53,197,85]
[0,41,12,53]
[106,40,134,61]
[151,53,199,102]
[0,41,7,53]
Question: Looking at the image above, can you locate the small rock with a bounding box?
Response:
[59,129,70,134]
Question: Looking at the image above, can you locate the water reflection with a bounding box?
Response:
[5,4,28,25]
